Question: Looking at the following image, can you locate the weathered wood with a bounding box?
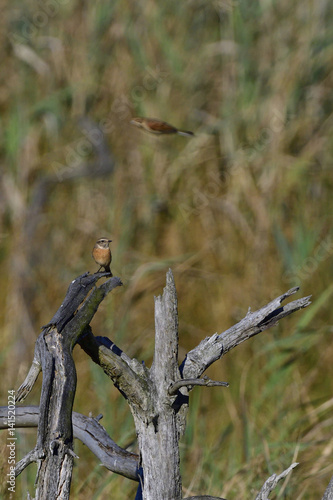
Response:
[255,463,299,500]
[322,475,333,500]
[184,497,227,500]
[180,287,311,379]
[169,376,229,395]
[28,325,77,499]
[78,327,151,411]
[0,406,139,481]
[42,272,101,331]
[12,269,315,500]
[72,272,312,500]
[134,270,182,500]
[78,271,184,499]
[15,274,122,499]
[79,272,185,500]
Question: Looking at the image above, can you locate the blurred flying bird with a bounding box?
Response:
[130,117,194,137]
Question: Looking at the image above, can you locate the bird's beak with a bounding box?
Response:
[108,239,112,242]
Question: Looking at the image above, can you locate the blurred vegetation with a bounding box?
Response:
[1,0,333,498]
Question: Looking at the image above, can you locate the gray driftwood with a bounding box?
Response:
[14,272,122,499]
[0,406,138,480]
[4,268,320,499]
[255,462,299,500]
[78,270,311,500]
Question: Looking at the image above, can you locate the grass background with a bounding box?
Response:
[1,0,333,498]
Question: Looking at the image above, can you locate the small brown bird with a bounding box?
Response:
[92,238,112,275]
[130,117,194,137]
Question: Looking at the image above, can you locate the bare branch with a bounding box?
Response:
[169,376,229,395]
[151,269,180,392]
[0,406,139,481]
[65,276,122,343]
[322,475,333,500]
[43,273,121,333]
[181,289,311,379]
[16,359,42,403]
[78,328,151,412]
[255,462,299,500]
[15,448,45,477]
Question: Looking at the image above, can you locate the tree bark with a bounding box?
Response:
[14,272,122,499]
[132,271,183,500]
[0,406,139,481]
[78,271,311,500]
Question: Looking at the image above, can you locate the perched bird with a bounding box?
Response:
[130,117,194,137]
[92,238,112,275]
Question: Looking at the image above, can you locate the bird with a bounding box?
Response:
[92,238,112,275]
[130,117,194,137]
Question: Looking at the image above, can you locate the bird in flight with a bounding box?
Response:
[130,117,194,137]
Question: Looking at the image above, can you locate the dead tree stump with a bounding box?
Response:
[6,269,315,500]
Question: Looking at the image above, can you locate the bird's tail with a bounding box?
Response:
[177,129,194,137]
[105,265,113,276]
